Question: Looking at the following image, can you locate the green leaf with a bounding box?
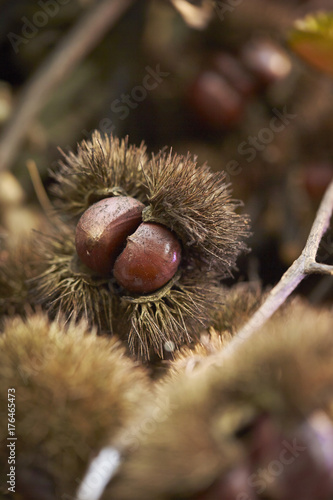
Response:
[289,12,333,76]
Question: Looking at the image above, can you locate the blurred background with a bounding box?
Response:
[0,0,333,301]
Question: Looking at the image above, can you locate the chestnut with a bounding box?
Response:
[75,196,145,275]
[113,223,182,294]
[188,70,245,130]
[75,197,182,294]
[303,162,333,201]
[211,52,256,97]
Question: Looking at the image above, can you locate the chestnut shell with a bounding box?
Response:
[75,196,144,275]
[113,222,182,294]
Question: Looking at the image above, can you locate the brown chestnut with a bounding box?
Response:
[113,223,182,294]
[75,197,182,294]
[75,196,145,275]
[211,52,256,97]
[303,162,333,201]
[188,71,245,130]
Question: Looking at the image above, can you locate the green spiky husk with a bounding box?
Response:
[29,132,250,360]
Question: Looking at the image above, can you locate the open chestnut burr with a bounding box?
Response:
[29,132,250,360]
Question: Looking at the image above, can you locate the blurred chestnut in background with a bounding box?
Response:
[303,162,333,201]
[211,52,257,97]
[191,411,333,500]
[188,70,246,130]
[187,39,292,132]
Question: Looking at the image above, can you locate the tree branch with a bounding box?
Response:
[0,0,135,172]
[224,179,333,353]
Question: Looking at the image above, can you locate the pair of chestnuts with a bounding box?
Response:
[75,196,182,294]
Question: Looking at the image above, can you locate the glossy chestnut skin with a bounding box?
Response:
[75,196,144,275]
[113,222,182,294]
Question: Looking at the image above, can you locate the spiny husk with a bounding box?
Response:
[164,283,263,375]
[0,312,149,499]
[32,224,224,360]
[168,328,232,376]
[30,224,116,333]
[51,132,148,217]
[120,272,224,360]
[31,132,250,360]
[106,301,333,500]
[211,281,263,333]
[142,149,250,276]
[0,238,40,321]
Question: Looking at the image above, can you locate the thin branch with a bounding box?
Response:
[306,262,333,275]
[26,159,53,214]
[0,0,135,173]
[76,446,121,500]
[223,179,333,353]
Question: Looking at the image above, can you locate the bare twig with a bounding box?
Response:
[0,0,135,173]
[26,159,53,214]
[224,179,333,353]
[76,446,121,500]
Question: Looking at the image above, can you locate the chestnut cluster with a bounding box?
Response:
[75,196,182,294]
[188,39,292,130]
